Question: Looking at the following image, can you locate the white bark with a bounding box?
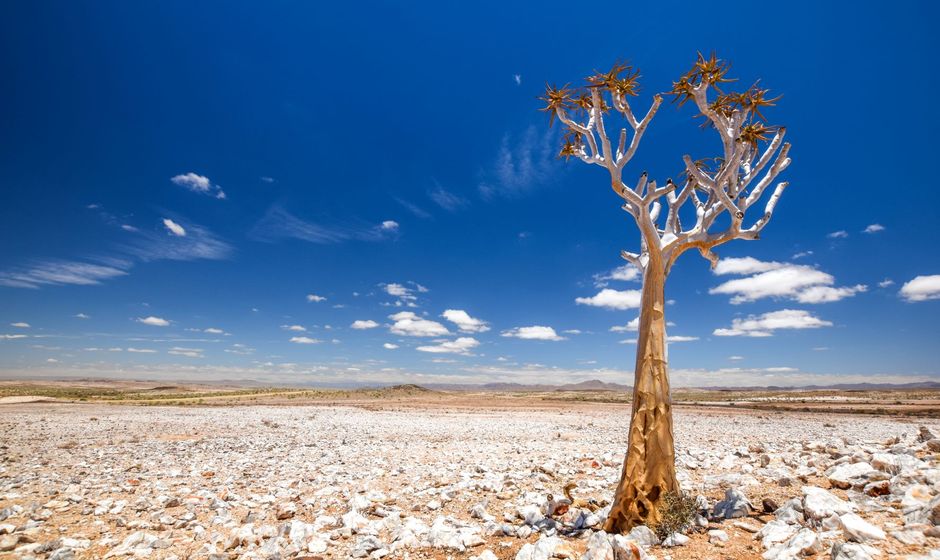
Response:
[560,81,791,276]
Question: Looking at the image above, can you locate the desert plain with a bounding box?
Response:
[0,381,938,560]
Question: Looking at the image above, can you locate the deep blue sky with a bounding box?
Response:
[1,2,938,387]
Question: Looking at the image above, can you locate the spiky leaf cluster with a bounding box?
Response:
[540,62,641,157]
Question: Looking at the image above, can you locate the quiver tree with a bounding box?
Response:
[540,54,791,532]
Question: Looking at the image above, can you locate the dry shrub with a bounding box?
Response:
[650,491,698,540]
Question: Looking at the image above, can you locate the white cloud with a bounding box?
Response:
[711,258,865,304]
[171,172,225,199]
[306,294,327,302]
[282,325,306,332]
[594,264,641,286]
[513,74,522,85]
[380,220,399,231]
[10,322,30,328]
[204,327,225,334]
[383,343,399,350]
[441,309,490,333]
[792,250,813,259]
[388,312,450,337]
[878,278,895,288]
[162,218,187,237]
[900,275,940,302]
[563,329,582,335]
[1,334,28,340]
[713,309,833,337]
[795,284,867,303]
[575,288,642,310]
[713,256,786,276]
[828,230,849,239]
[863,224,885,234]
[501,326,565,341]
[137,316,170,327]
[728,355,745,361]
[668,335,699,342]
[610,317,640,332]
[46,358,58,363]
[289,336,321,344]
[74,313,90,319]
[351,320,380,330]
[382,282,425,307]
[127,347,157,353]
[416,337,480,355]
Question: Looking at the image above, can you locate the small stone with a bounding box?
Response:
[927,438,940,452]
[276,501,297,520]
[762,498,778,513]
[918,426,935,442]
[708,529,729,544]
[661,532,689,547]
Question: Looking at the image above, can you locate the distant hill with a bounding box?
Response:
[425,378,940,392]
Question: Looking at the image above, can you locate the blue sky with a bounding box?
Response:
[1,2,939,387]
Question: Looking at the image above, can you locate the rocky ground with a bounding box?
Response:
[0,401,938,559]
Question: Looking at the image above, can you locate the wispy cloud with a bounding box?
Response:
[351,320,380,330]
[863,224,885,234]
[827,230,849,239]
[306,294,327,303]
[428,183,468,212]
[395,197,432,219]
[126,217,232,262]
[171,172,226,200]
[713,309,832,337]
[250,204,397,244]
[10,322,30,328]
[0,260,129,289]
[478,126,557,199]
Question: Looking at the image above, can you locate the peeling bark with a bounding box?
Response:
[604,264,679,533]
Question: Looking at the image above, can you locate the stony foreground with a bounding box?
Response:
[0,402,938,559]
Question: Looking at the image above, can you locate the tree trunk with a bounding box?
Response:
[603,263,679,533]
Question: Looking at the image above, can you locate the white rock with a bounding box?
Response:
[803,486,854,520]
[830,541,878,560]
[581,530,614,560]
[708,529,729,544]
[763,528,823,560]
[839,513,885,542]
[758,519,798,548]
[625,525,659,547]
[661,532,689,547]
[827,462,874,489]
[713,488,752,519]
